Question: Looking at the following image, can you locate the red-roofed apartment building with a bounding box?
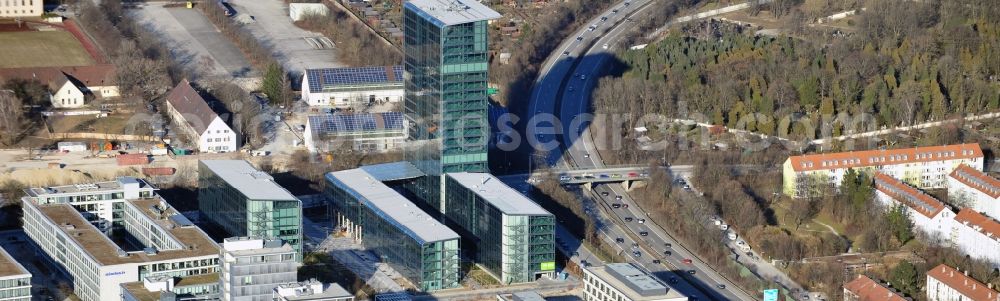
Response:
[926,264,1000,301]
[874,173,954,241]
[782,144,984,197]
[843,275,908,301]
[949,209,1000,264]
[164,80,237,153]
[948,164,1000,220]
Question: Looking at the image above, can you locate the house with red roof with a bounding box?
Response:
[950,209,1000,264]
[843,275,909,301]
[0,65,118,109]
[874,172,954,241]
[926,264,1000,301]
[164,80,237,153]
[948,164,1000,220]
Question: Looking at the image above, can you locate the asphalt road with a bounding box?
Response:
[525,1,758,300]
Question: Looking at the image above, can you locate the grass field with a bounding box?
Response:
[0,31,94,68]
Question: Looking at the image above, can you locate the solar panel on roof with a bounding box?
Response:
[305,66,404,92]
[309,112,405,136]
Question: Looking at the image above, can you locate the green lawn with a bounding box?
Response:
[0,31,94,68]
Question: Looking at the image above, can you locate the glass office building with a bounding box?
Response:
[403,0,501,208]
[325,169,461,291]
[198,160,303,260]
[444,173,556,284]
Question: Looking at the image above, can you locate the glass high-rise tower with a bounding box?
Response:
[403,0,501,209]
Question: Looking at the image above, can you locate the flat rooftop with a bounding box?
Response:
[277,282,353,301]
[23,177,154,197]
[586,263,685,301]
[120,273,220,301]
[447,172,551,216]
[326,169,459,244]
[359,161,424,181]
[305,65,402,91]
[200,160,298,201]
[0,245,30,278]
[31,198,219,266]
[404,0,501,26]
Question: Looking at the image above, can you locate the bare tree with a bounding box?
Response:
[0,91,24,146]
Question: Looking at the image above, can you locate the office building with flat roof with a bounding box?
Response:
[198,160,303,260]
[0,245,31,301]
[403,0,501,208]
[444,172,555,283]
[120,273,221,301]
[272,280,354,301]
[23,177,157,233]
[325,168,461,291]
[220,237,299,301]
[302,66,404,107]
[22,195,220,301]
[583,263,687,301]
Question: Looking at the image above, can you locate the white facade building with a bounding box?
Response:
[926,264,1000,301]
[301,66,403,107]
[272,280,353,301]
[22,191,220,301]
[0,245,32,301]
[949,208,1000,265]
[582,263,687,301]
[874,173,954,242]
[165,79,238,153]
[304,112,406,153]
[947,164,1000,220]
[0,0,41,17]
[57,141,88,152]
[783,143,984,197]
[220,237,299,301]
[50,75,86,108]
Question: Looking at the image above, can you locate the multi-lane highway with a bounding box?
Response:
[524,1,760,300]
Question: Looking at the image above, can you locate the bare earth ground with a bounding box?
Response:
[0,30,95,68]
[46,115,132,134]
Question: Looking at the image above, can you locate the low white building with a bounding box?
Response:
[582,263,687,301]
[949,208,1000,265]
[947,164,1000,220]
[164,79,238,153]
[0,0,41,17]
[289,3,329,21]
[57,141,88,152]
[304,112,406,153]
[0,245,32,301]
[782,144,984,197]
[273,280,354,301]
[874,173,954,242]
[926,264,1000,301]
[301,66,403,107]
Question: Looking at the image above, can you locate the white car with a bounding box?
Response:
[602,43,609,49]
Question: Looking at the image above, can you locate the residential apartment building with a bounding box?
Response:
[782,143,984,197]
[0,246,31,301]
[219,237,299,301]
[272,280,353,301]
[949,208,1000,264]
[948,164,1000,219]
[304,112,406,153]
[301,66,403,107]
[843,275,908,301]
[22,195,220,301]
[582,263,687,301]
[120,273,221,301]
[324,168,461,291]
[443,172,556,283]
[926,264,1000,301]
[198,160,303,260]
[165,80,237,153]
[874,173,954,241]
[402,0,500,206]
[0,0,42,18]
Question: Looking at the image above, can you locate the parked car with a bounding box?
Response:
[639,231,648,236]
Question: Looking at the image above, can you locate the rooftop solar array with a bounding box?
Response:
[305,65,403,92]
[308,112,405,137]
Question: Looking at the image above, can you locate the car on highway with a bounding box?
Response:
[612,9,619,13]
[615,195,623,200]
[664,250,672,256]
[682,258,693,264]
[683,184,692,190]
[687,270,696,275]
[580,74,586,80]
[599,174,610,178]
[624,217,633,222]
[612,203,621,208]
[665,242,672,248]
[717,284,726,289]
[633,251,641,257]
[624,1,630,6]
[576,36,583,41]
[601,191,610,196]
[600,16,608,22]
[562,51,569,56]
[588,25,597,31]
[632,243,639,249]
[583,153,590,158]
[568,86,575,92]
[639,231,648,236]
[602,43,609,49]
[627,172,639,177]
[652,259,660,264]
[616,237,624,243]
[559,175,571,181]
[638,218,645,224]
[611,173,622,178]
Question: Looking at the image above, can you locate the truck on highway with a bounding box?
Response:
[727,231,738,240]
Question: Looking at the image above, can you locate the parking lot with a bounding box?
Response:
[227,0,343,78]
[129,4,254,81]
